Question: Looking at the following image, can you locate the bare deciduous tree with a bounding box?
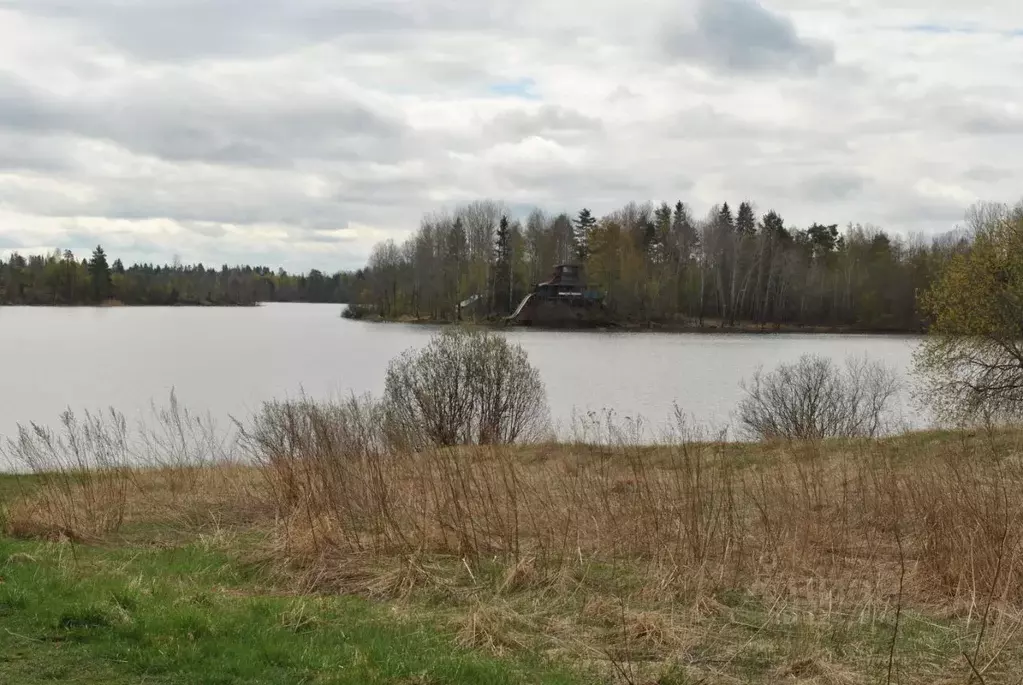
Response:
[915,201,1023,425]
[738,354,901,441]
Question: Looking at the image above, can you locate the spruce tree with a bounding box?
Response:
[673,201,698,256]
[89,245,112,302]
[736,202,756,236]
[445,218,467,310]
[494,216,513,314]
[718,202,735,231]
[574,208,596,263]
[651,202,673,262]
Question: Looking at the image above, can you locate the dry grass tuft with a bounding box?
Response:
[457,601,534,655]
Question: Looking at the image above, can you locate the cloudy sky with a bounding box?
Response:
[1,0,1021,272]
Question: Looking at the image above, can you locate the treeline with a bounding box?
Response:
[0,247,361,306]
[351,199,971,331]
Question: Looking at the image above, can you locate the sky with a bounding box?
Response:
[0,0,1021,273]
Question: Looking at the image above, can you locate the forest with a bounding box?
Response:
[2,199,972,328]
[349,199,972,331]
[0,247,360,306]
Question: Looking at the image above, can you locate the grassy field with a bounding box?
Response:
[0,534,584,685]
[3,414,1023,684]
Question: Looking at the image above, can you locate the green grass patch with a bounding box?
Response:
[0,538,586,685]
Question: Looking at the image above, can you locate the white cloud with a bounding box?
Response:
[0,0,1021,270]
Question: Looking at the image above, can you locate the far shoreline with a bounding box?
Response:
[0,301,263,308]
[344,311,925,337]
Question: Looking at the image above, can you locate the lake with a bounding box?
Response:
[0,303,927,443]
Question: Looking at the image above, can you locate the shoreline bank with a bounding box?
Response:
[345,313,924,336]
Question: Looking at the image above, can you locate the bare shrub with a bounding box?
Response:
[383,328,550,448]
[236,394,388,522]
[737,354,901,441]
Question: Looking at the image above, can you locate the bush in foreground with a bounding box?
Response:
[383,328,551,447]
[738,353,901,440]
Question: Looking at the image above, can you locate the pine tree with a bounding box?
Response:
[574,208,596,263]
[760,211,788,242]
[807,223,840,258]
[61,249,78,303]
[89,245,112,303]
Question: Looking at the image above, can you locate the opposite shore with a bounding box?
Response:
[344,308,924,336]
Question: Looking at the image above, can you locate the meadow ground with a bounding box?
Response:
[2,419,1023,684]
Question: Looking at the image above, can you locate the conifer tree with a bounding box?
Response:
[574,208,596,262]
[494,216,513,314]
[89,245,112,302]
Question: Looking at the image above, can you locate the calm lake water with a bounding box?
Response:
[0,303,927,443]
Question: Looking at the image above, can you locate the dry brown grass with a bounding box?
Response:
[6,397,1023,683]
[3,464,265,541]
[1,394,266,541]
[240,402,1023,683]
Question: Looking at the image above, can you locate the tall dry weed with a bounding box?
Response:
[2,408,134,539]
[2,392,251,539]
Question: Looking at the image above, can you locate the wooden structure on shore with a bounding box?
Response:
[507,264,607,327]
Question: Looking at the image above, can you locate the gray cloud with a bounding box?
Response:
[180,222,229,239]
[801,171,866,201]
[487,105,604,143]
[497,164,682,211]
[2,166,356,231]
[58,229,170,255]
[5,0,531,63]
[0,73,65,132]
[958,110,1023,136]
[0,71,408,167]
[965,165,1012,183]
[664,0,834,74]
[333,176,441,209]
[883,198,971,231]
[660,104,769,139]
[7,1,417,60]
[0,131,82,173]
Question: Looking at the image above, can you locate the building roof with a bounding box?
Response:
[541,264,583,287]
